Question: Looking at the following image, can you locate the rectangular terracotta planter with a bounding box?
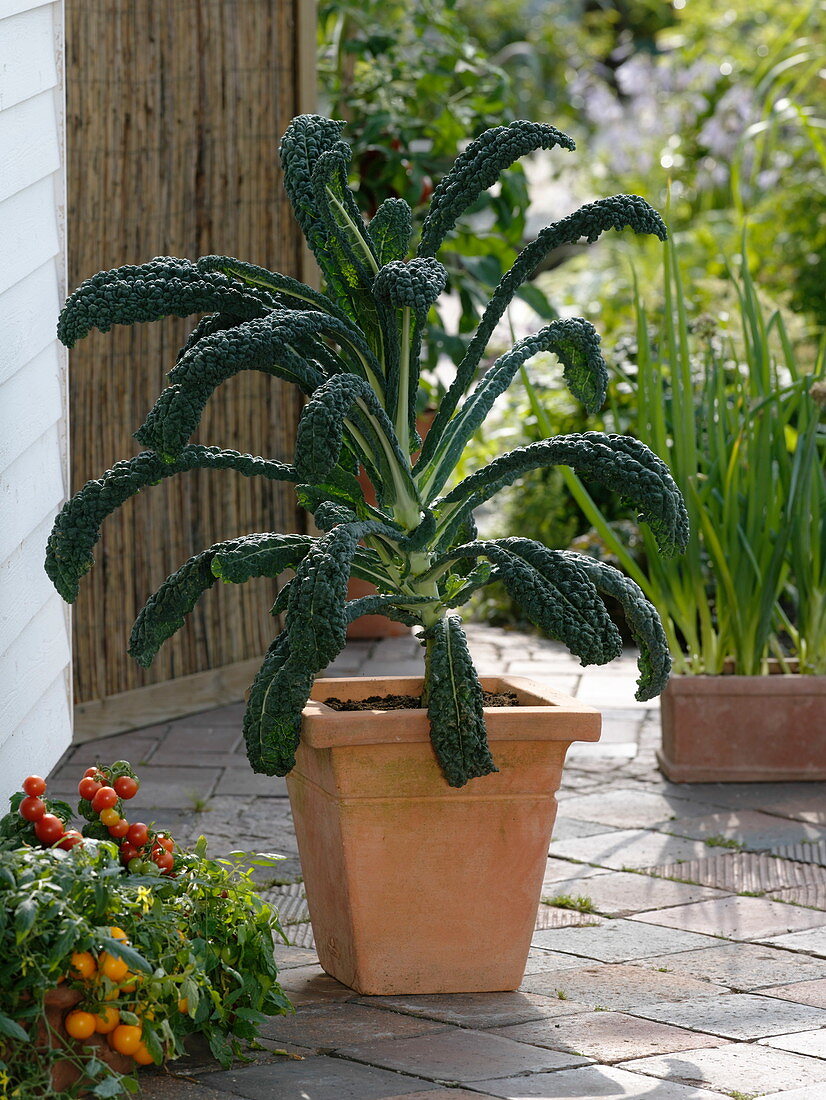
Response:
[286,675,600,996]
[658,673,826,782]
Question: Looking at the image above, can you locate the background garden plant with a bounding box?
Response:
[46,114,688,790]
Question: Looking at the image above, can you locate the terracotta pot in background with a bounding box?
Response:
[286,675,600,995]
[658,673,826,782]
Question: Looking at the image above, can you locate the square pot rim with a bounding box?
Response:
[301,674,601,748]
[663,672,826,698]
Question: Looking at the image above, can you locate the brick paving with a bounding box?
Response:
[48,624,826,1098]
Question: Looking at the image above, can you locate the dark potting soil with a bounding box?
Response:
[323,690,520,711]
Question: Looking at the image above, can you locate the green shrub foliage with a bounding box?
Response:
[48,115,687,787]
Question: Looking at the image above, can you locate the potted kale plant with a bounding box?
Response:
[47,114,687,994]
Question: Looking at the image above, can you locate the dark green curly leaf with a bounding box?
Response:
[57,257,275,347]
[196,255,347,319]
[45,447,300,603]
[367,197,413,265]
[279,114,347,265]
[437,433,689,557]
[419,194,667,468]
[566,552,671,700]
[419,319,607,499]
[243,631,310,776]
[422,614,497,787]
[418,121,576,258]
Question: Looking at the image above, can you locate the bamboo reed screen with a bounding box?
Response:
[66,0,312,705]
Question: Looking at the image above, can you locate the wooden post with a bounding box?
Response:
[65,1,315,735]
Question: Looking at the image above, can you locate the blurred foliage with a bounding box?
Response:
[317,0,560,388]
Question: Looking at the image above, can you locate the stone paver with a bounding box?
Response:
[203,1054,439,1099]
[761,1088,826,1100]
[276,965,356,1006]
[631,991,826,1040]
[557,789,725,829]
[256,1003,446,1048]
[339,1028,589,1082]
[664,809,825,849]
[531,917,720,962]
[763,977,826,1008]
[621,1043,826,1095]
[521,963,727,1012]
[357,990,587,1028]
[761,1030,826,1058]
[640,942,826,990]
[138,1077,235,1099]
[551,817,619,841]
[549,829,714,870]
[630,895,826,940]
[542,857,610,884]
[472,1064,726,1098]
[761,926,826,956]
[491,1010,727,1063]
[523,949,608,976]
[543,871,730,917]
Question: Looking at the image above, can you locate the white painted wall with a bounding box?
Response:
[0,0,71,802]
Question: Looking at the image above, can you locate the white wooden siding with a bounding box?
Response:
[0,0,70,801]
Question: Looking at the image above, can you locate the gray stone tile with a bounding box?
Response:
[630,895,826,941]
[566,741,638,761]
[663,809,825,850]
[549,829,713,870]
[472,1064,725,1098]
[202,1054,438,1099]
[357,990,588,1028]
[557,789,725,829]
[123,766,222,809]
[551,817,619,842]
[213,769,289,797]
[491,1010,727,1063]
[621,1043,826,1095]
[389,1093,488,1100]
[531,917,720,962]
[275,946,319,970]
[520,963,727,1012]
[138,1074,236,1099]
[632,991,826,1040]
[640,942,826,991]
[760,1088,826,1100]
[760,925,826,955]
[160,725,239,752]
[543,872,730,918]
[761,1029,826,1058]
[644,851,822,895]
[761,977,826,1009]
[523,949,608,976]
[277,965,357,1006]
[340,1027,589,1082]
[256,1003,446,1049]
[542,858,610,885]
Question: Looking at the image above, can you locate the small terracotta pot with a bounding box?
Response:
[659,673,826,782]
[39,987,135,1094]
[287,675,600,995]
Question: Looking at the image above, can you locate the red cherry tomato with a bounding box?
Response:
[91,786,118,812]
[22,775,46,797]
[20,796,46,822]
[156,835,174,853]
[126,823,149,848]
[108,818,130,838]
[119,842,139,865]
[113,776,139,800]
[154,851,174,874]
[35,814,65,844]
[78,777,101,800]
[58,830,84,850]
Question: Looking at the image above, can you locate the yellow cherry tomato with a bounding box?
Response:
[108,926,129,942]
[110,1023,142,1056]
[69,951,97,981]
[100,952,129,983]
[177,997,188,1014]
[93,1005,120,1034]
[119,972,137,993]
[65,1010,96,1040]
[99,808,120,827]
[132,1042,154,1065]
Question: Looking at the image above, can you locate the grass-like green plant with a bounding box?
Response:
[547,233,826,675]
[46,115,687,788]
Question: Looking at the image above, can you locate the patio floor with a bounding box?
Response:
[48,625,826,1099]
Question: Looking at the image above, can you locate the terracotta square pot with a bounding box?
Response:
[658,673,826,782]
[286,675,600,995]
